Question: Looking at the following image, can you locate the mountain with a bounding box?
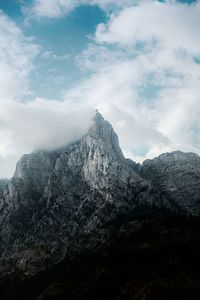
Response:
[0,112,168,274]
[1,112,200,299]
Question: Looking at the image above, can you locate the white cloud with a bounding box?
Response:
[64,51,200,163]
[0,98,94,178]
[64,58,171,153]
[25,0,136,18]
[67,1,200,163]
[29,0,75,18]
[0,11,39,100]
[96,1,200,55]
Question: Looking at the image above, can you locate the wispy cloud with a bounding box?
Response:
[0,11,39,100]
[96,1,200,55]
[23,0,135,19]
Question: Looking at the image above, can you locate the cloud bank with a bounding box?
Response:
[0,98,94,178]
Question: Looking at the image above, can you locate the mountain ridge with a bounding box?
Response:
[0,112,200,280]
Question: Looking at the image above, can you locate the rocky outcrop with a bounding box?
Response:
[0,180,8,200]
[141,151,200,216]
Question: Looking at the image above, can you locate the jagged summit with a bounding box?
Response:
[89,110,117,140]
[86,110,124,160]
[14,111,122,181]
[11,111,121,198]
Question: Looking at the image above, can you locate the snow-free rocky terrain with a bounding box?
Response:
[1,112,200,299]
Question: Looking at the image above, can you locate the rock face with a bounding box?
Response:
[141,151,200,216]
[0,180,8,198]
[0,112,200,277]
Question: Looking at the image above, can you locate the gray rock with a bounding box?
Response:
[141,150,200,215]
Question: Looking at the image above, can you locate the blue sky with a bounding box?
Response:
[28,5,107,99]
[1,0,195,100]
[0,0,200,177]
[1,1,108,99]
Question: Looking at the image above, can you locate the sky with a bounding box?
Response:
[0,0,200,178]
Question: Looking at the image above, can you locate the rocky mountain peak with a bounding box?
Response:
[88,110,115,139]
[86,110,124,160]
[13,111,123,186]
